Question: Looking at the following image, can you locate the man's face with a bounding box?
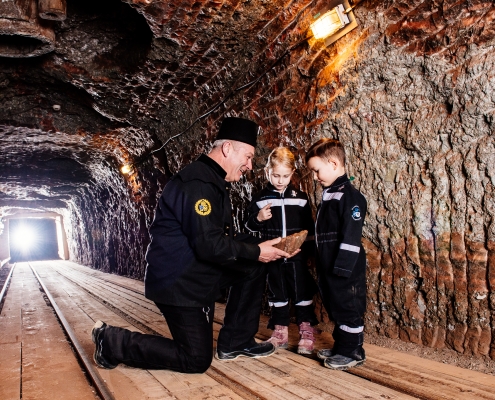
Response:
[225,141,255,182]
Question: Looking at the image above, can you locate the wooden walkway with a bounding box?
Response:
[1,260,495,399]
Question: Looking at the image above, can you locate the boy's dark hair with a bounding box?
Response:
[305,138,346,166]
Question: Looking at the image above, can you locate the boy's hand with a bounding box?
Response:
[258,238,290,262]
[257,203,272,221]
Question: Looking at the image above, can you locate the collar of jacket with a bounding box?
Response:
[175,154,231,190]
[197,154,227,179]
[323,174,349,191]
[266,182,292,197]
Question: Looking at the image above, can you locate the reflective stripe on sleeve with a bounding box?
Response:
[340,243,360,253]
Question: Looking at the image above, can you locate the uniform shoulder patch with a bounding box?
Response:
[195,199,212,216]
[351,205,361,221]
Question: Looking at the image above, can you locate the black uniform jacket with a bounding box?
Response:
[144,154,261,307]
[244,182,315,262]
[316,174,367,278]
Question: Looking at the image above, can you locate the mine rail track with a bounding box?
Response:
[0,261,15,308]
[29,263,116,400]
[3,260,495,400]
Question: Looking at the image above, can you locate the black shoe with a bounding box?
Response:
[216,342,275,360]
[323,353,365,370]
[316,348,335,360]
[92,320,118,369]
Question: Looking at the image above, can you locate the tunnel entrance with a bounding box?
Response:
[9,218,60,262]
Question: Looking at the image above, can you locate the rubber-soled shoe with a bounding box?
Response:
[297,322,317,354]
[323,353,365,370]
[216,342,275,360]
[92,320,118,369]
[316,348,335,360]
[266,325,289,349]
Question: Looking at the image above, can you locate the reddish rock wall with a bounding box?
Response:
[170,0,495,358]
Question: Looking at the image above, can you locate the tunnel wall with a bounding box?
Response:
[160,1,495,358]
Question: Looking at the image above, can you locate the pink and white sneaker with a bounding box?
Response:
[266,325,289,349]
[297,322,317,354]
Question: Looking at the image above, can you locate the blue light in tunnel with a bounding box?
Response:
[9,218,59,262]
[10,222,41,254]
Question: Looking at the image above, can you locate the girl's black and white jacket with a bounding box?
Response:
[244,182,317,304]
[244,182,315,259]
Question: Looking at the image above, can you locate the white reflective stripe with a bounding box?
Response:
[340,243,360,253]
[295,300,313,306]
[281,197,286,238]
[339,325,364,333]
[269,301,289,307]
[322,191,344,201]
[283,198,307,207]
[256,199,283,208]
[256,198,307,209]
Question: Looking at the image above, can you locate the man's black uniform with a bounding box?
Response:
[316,174,367,360]
[245,182,318,328]
[100,155,267,372]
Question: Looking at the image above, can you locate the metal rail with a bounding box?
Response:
[0,262,15,306]
[29,263,116,400]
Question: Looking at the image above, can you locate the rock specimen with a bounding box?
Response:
[273,230,308,254]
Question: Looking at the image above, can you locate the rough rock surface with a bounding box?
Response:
[0,0,494,361]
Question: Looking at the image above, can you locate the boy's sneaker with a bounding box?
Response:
[91,320,118,369]
[323,347,366,370]
[266,325,289,349]
[316,348,335,360]
[216,342,275,360]
[297,322,317,354]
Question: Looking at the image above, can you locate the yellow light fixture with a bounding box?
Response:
[120,163,134,175]
[310,1,358,47]
[311,5,349,40]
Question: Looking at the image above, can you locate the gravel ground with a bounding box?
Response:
[365,332,495,376]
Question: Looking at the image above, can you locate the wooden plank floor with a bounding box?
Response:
[4,260,494,399]
[34,260,415,400]
[0,263,97,400]
[39,260,495,400]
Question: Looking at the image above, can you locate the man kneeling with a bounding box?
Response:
[92,117,297,372]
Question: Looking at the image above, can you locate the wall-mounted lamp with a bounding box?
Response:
[117,1,361,178]
[120,163,134,175]
[310,0,358,47]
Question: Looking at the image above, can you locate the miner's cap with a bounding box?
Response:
[216,117,260,148]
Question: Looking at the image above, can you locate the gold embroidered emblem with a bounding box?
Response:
[195,199,211,216]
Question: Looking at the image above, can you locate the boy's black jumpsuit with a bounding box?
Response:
[316,174,367,360]
[245,182,318,328]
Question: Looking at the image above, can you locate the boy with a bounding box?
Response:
[305,138,367,370]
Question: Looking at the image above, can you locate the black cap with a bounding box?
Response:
[215,117,259,147]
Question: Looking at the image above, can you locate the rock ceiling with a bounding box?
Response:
[1,0,493,212]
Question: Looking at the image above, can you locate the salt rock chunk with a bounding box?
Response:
[273,230,308,254]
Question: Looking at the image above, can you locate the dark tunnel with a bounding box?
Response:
[0,0,494,374]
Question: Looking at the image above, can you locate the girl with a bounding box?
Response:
[245,147,319,354]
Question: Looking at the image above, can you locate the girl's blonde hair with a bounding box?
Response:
[266,147,296,170]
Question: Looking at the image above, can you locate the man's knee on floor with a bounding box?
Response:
[185,355,212,373]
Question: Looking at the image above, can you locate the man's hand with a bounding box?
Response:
[257,203,272,222]
[258,237,290,263]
